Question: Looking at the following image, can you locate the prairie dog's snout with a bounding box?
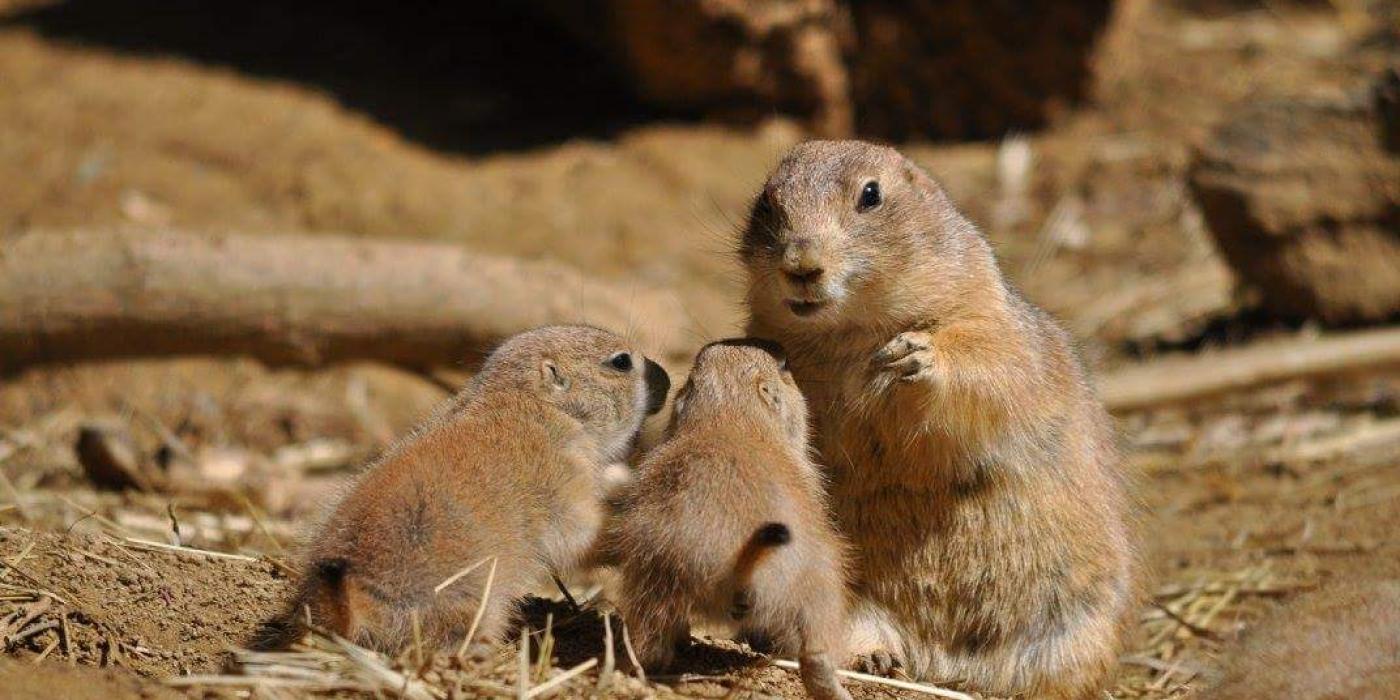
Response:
[780,237,825,283]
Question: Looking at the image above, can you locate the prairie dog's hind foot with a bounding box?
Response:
[844,602,906,676]
[849,649,903,677]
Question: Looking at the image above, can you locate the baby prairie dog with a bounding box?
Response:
[741,141,1139,698]
[1202,578,1400,700]
[603,340,853,700]
[263,325,670,652]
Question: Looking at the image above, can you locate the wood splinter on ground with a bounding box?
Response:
[769,659,976,700]
[1101,326,1400,412]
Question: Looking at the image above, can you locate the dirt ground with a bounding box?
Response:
[2,0,1397,698]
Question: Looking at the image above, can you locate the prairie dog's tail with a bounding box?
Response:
[730,522,791,620]
[307,558,368,635]
[253,558,372,650]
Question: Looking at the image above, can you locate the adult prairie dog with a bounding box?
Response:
[1201,578,1400,700]
[741,140,1139,699]
[262,325,670,652]
[603,339,852,700]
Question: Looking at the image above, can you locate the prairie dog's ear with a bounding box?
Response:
[540,359,569,392]
[757,379,783,412]
[671,383,691,417]
[901,159,920,186]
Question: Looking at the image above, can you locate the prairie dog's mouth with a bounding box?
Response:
[785,299,830,317]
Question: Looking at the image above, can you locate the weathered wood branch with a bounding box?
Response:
[0,229,687,371]
[1101,327,1400,412]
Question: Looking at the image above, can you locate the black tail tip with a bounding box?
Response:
[314,558,350,582]
[756,522,791,546]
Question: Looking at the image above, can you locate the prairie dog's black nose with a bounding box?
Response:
[780,238,823,283]
[783,268,823,285]
[643,358,670,415]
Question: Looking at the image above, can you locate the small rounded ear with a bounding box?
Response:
[901,162,932,200]
[757,380,782,411]
[670,383,690,417]
[540,359,569,392]
[901,158,942,200]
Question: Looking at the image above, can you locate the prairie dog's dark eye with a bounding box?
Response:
[857,181,881,211]
[607,352,633,372]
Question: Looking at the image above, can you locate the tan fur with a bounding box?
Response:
[603,340,854,700]
[740,140,1140,699]
[1202,578,1400,700]
[259,325,669,652]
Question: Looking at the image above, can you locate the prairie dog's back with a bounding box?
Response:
[606,339,852,700]
[1202,578,1400,700]
[614,437,814,597]
[608,339,830,601]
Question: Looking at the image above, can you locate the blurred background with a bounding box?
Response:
[0,0,1396,697]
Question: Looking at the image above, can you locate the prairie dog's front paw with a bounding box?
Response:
[874,331,938,383]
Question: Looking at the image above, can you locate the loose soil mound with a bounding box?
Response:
[0,529,287,677]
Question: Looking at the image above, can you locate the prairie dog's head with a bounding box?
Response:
[741,140,971,329]
[670,339,807,445]
[477,325,670,460]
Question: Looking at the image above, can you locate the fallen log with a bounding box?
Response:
[0,229,687,371]
[1101,326,1400,412]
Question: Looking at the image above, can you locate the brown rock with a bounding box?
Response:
[75,421,156,492]
[848,0,1114,140]
[539,0,1112,139]
[1379,66,1399,153]
[602,0,854,136]
[1190,79,1400,324]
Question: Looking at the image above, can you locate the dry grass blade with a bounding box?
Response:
[72,548,129,571]
[770,659,976,700]
[32,634,60,663]
[454,556,497,660]
[527,657,598,698]
[536,612,554,683]
[55,495,138,538]
[122,537,257,562]
[8,619,60,645]
[332,633,438,700]
[621,620,645,683]
[434,555,491,595]
[60,610,72,665]
[597,613,615,692]
[517,624,531,700]
[2,540,37,578]
[1150,601,1221,640]
[166,675,367,691]
[234,492,286,554]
